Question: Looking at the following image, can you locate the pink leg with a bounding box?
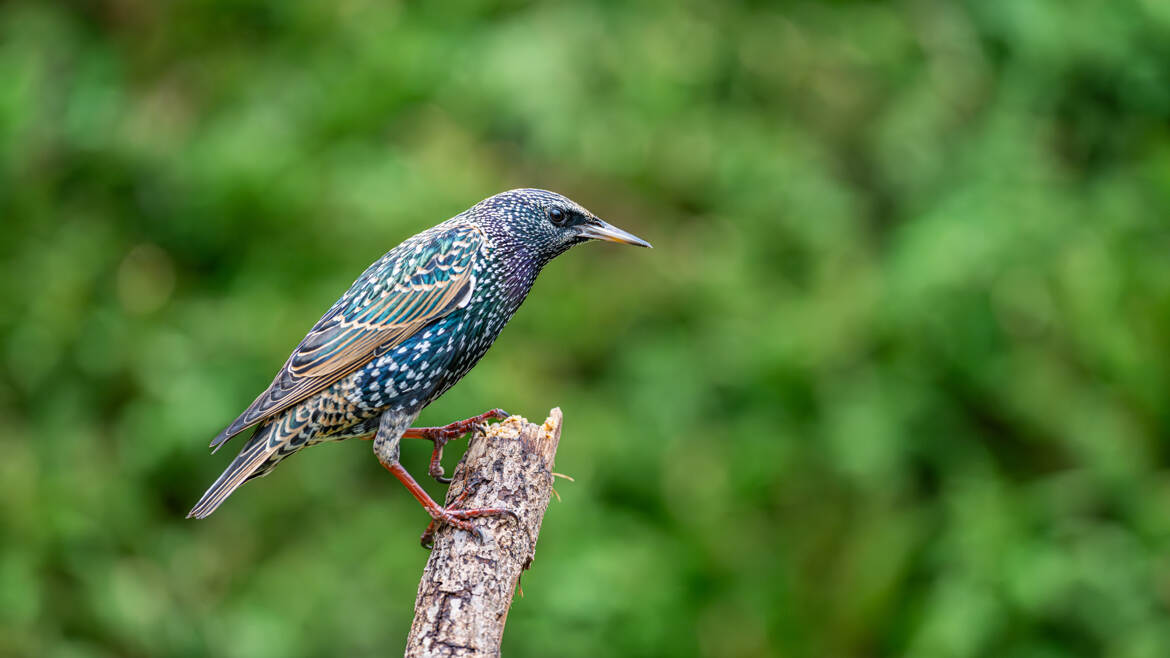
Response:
[402,409,509,483]
[381,461,517,548]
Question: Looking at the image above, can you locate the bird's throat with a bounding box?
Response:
[500,246,545,302]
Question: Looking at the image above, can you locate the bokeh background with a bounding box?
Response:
[3,1,1170,656]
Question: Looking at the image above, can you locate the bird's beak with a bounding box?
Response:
[578,218,652,248]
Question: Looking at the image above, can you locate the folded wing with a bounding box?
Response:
[208,224,485,451]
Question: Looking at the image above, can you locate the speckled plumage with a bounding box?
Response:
[189,189,650,522]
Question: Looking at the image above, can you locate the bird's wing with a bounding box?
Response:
[209,223,486,451]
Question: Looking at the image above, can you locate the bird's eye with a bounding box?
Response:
[548,208,567,226]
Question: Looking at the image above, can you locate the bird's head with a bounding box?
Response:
[471,189,651,260]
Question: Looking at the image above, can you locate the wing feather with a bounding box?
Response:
[209,224,485,451]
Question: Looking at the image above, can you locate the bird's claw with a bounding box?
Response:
[481,408,509,422]
[418,409,510,485]
[419,491,519,549]
[428,451,452,484]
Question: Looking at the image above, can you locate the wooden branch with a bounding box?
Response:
[405,408,564,657]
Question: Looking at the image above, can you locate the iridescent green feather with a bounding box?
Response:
[207,223,486,452]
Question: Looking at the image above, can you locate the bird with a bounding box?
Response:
[188,188,650,545]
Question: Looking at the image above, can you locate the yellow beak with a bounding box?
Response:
[578,219,652,248]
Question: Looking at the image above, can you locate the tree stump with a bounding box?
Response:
[405,408,563,657]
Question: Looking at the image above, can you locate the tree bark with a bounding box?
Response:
[404,408,563,657]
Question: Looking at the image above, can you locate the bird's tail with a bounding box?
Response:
[188,423,282,519]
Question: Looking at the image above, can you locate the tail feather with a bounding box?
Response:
[188,427,281,519]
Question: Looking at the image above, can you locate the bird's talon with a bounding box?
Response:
[427,456,448,483]
[418,501,516,549]
[409,409,513,485]
[420,519,439,548]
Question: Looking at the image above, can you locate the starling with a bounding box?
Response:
[188,189,650,544]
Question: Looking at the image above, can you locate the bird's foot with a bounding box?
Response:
[419,486,519,549]
[403,409,509,484]
[381,461,517,550]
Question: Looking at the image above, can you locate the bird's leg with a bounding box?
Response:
[416,479,519,548]
[381,462,517,549]
[373,410,515,549]
[402,408,509,484]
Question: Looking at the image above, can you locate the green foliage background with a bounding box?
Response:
[3,1,1170,656]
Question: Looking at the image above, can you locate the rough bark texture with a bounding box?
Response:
[405,408,563,658]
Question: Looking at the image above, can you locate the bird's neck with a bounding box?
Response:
[485,239,546,306]
[505,247,544,296]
